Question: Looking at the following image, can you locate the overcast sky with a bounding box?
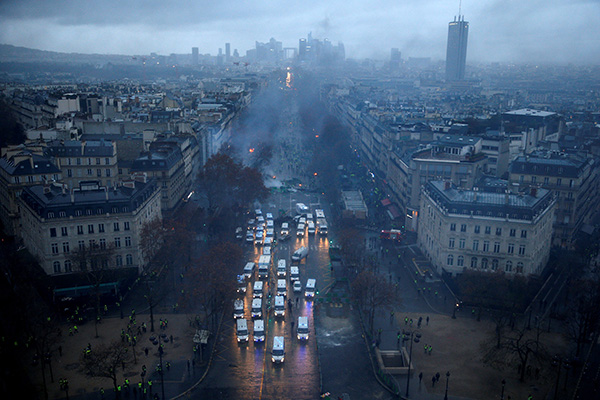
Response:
[0,0,599,64]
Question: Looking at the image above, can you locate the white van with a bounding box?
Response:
[290,266,300,281]
[251,298,262,318]
[266,220,274,229]
[293,280,302,293]
[274,295,285,317]
[296,224,305,236]
[307,221,315,235]
[233,299,244,319]
[306,213,313,222]
[277,279,287,297]
[280,222,289,236]
[297,316,309,340]
[263,246,271,256]
[258,255,271,279]
[243,262,255,279]
[272,336,285,363]
[253,319,265,342]
[266,228,274,238]
[237,275,246,293]
[305,279,316,298]
[266,212,273,220]
[277,259,287,277]
[236,319,249,342]
[253,281,264,298]
[263,237,273,247]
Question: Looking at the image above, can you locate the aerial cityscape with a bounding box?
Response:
[1,1,600,400]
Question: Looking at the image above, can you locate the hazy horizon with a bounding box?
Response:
[1,0,599,65]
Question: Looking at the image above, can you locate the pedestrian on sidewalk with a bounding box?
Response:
[432,375,436,387]
[390,310,395,323]
[419,372,423,385]
[426,316,429,325]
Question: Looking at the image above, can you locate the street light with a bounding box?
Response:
[500,378,506,400]
[452,302,458,319]
[149,334,167,400]
[444,371,450,400]
[402,329,421,398]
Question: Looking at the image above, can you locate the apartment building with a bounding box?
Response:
[19,177,161,276]
[418,181,555,277]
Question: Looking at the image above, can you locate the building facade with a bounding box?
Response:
[418,181,556,277]
[19,178,161,276]
[445,15,469,81]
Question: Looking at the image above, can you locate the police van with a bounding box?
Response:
[253,319,265,342]
[305,278,316,298]
[251,298,262,318]
[233,299,244,319]
[297,316,309,340]
[290,266,300,281]
[272,336,285,363]
[277,259,287,277]
[243,262,255,279]
[253,281,264,298]
[274,295,285,317]
[236,319,249,342]
[277,279,287,297]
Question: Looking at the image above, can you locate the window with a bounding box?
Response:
[450,223,456,231]
[569,179,574,188]
[62,242,70,254]
[116,255,123,266]
[97,169,102,177]
[53,261,61,273]
[521,230,527,238]
[509,229,516,237]
[459,239,465,249]
[460,224,467,232]
[125,237,131,247]
[89,239,96,249]
[50,228,57,237]
[77,225,84,235]
[99,224,105,233]
[471,257,478,268]
[77,158,81,165]
[457,256,464,266]
[516,262,524,274]
[75,210,82,216]
[114,222,120,232]
[67,169,72,177]
[472,240,479,251]
[78,240,85,250]
[61,227,68,236]
[99,238,106,249]
[483,241,489,252]
[88,224,94,234]
[531,176,537,184]
[51,243,59,255]
[126,254,133,265]
[114,237,121,248]
[87,169,93,175]
[59,211,66,218]
[496,228,502,236]
[492,259,499,271]
[106,169,111,177]
[481,258,488,269]
[47,212,54,219]
[505,261,513,272]
[557,178,562,186]
[88,158,92,165]
[124,222,130,231]
[508,243,515,254]
[105,158,110,165]
[494,242,500,253]
[519,245,526,255]
[474,225,480,234]
[448,238,455,248]
[96,158,101,165]
[543,177,549,185]
[485,226,491,234]
[64,260,72,272]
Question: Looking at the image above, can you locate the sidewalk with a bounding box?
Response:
[31,310,213,400]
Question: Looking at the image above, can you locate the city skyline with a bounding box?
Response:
[0,0,599,64]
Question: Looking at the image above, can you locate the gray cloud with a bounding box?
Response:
[0,0,598,64]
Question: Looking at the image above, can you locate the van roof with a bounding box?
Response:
[244,262,255,268]
[253,281,263,288]
[252,298,262,306]
[275,295,284,304]
[290,266,299,271]
[277,279,286,285]
[273,336,284,347]
[298,316,308,324]
[306,278,316,286]
[278,259,286,266]
[237,319,247,328]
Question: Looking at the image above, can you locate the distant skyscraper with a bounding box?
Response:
[445,15,468,81]
[225,43,231,62]
[192,47,199,65]
[299,38,307,60]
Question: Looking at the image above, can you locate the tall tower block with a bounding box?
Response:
[445,15,469,81]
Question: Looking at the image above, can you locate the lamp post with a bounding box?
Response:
[452,302,458,319]
[500,378,506,400]
[444,371,450,400]
[149,334,166,400]
[402,329,421,398]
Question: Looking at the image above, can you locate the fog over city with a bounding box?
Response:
[1,0,599,64]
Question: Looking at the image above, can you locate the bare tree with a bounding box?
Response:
[80,340,131,396]
[563,277,600,356]
[351,269,401,334]
[68,243,115,338]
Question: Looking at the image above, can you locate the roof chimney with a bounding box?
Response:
[530,187,537,197]
[444,181,451,190]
